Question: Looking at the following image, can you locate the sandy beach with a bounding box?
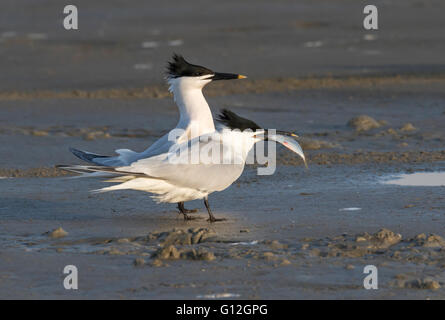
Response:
[1,0,445,299]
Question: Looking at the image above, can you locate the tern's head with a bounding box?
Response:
[166,54,246,90]
[217,109,306,167]
[217,109,298,137]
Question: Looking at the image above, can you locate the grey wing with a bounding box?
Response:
[118,136,246,192]
[69,133,173,167]
[139,132,175,158]
[69,124,193,167]
[69,147,141,166]
[69,148,110,164]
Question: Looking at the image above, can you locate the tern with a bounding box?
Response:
[70,54,245,166]
[57,56,306,222]
[65,54,246,214]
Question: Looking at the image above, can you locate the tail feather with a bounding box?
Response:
[56,165,101,175]
[55,164,162,179]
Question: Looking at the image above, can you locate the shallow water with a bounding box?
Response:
[384,172,445,187]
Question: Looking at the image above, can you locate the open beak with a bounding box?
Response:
[211,72,247,81]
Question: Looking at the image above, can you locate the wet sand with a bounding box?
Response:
[1,0,445,299]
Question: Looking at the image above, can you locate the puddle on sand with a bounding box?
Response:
[384,172,445,187]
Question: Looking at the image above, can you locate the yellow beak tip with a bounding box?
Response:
[238,74,247,79]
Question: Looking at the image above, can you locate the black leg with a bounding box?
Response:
[204,196,225,222]
[177,202,198,220]
[177,202,198,213]
[177,202,191,220]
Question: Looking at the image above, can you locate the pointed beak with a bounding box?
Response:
[261,130,299,140]
[275,130,299,138]
[211,72,247,81]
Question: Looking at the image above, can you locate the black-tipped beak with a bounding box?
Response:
[211,72,247,81]
[264,129,299,138]
[273,130,299,138]
[260,130,299,141]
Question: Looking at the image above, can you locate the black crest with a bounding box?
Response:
[216,109,262,131]
[166,54,214,78]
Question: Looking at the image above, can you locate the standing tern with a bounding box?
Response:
[70,54,246,166]
[66,54,246,214]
